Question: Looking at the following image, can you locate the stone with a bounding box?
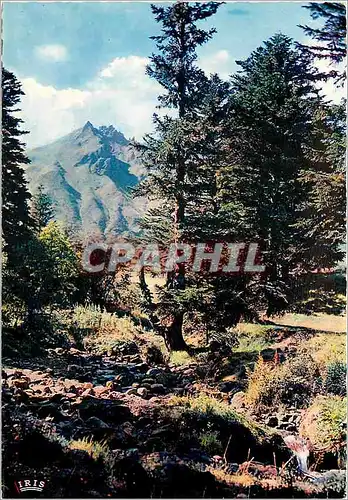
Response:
[146,368,163,377]
[93,385,107,396]
[137,387,148,398]
[150,384,165,395]
[81,388,94,397]
[126,388,137,396]
[142,378,155,385]
[266,415,278,428]
[66,392,77,399]
[230,391,246,409]
[86,416,110,429]
[9,379,29,390]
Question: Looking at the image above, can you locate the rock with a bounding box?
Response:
[142,378,155,385]
[105,381,121,391]
[230,391,245,409]
[266,415,278,428]
[9,379,29,390]
[149,397,161,403]
[93,386,107,396]
[260,348,276,361]
[135,362,148,373]
[173,387,184,396]
[66,392,77,399]
[76,396,131,421]
[137,387,148,398]
[140,383,151,390]
[126,388,137,396]
[132,382,140,388]
[81,388,94,397]
[86,416,110,429]
[146,368,163,377]
[150,384,165,395]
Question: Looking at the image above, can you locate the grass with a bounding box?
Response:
[71,304,167,356]
[300,395,347,453]
[168,394,265,440]
[233,323,273,353]
[271,312,346,333]
[302,332,346,367]
[68,437,111,462]
[170,350,194,366]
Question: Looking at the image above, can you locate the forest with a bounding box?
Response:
[2,2,347,498]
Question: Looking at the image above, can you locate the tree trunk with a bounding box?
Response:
[164,312,188,351]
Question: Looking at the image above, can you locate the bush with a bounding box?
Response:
[170,351,193,366]
[245,354,321,410]
[300,395,346,464]
[68,437,111,463]
[199,429,223,455]
[325,361,347,396]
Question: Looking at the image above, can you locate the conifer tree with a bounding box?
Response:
[300,2,346,82]
[2,68,32,251]
[136,2,222,350]
[31,184,55,232]
[224,34,321,315]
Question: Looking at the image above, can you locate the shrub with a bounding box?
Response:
[68,437,111,463]
[245,354,321,410]
[303,333,346,368]
[325,361,347,396]
[199,430,223,455]
[170,351,193,366]
[300,396,346,460]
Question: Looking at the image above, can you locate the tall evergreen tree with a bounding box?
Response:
[296,100,346,269]
[31,184,55,232]
[300,2,346,82]
[136,2,222,350]
[2,68,32,250]
[224,34,321,315]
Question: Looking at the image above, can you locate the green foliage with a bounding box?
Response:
[2,68,32,250]
[325,361,347,396]
[199,429,223,455]
[170,350,193,366]
[300,2,346,81]
[68,437,111,463]
[31,184,55,232]
[245,355,321,410]
[300,395,346,453]
[3,222,79,329]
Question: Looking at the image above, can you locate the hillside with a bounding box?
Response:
[24,122,146,237]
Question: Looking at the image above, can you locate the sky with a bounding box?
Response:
[3,1,345,148]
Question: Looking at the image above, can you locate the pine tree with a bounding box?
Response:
[296,100,346,269]
[136,2,222,350]
[2,68,32,250]
[300,2,346,82]
[224,34,321,316]
[31,184,55,232]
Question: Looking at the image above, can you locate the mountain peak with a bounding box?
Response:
[98,125,129,146]
[82,121,95,132]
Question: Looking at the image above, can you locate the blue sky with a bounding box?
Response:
[2,2,343,147]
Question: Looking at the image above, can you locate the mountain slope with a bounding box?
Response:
[25,122,145,237]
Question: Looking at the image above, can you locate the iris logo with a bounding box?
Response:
[14,479,46,493]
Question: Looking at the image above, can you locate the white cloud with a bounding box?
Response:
[18,49,346,149]
[314,58,346,104]
[35,44,68,62]
[198,49,236,80]
[20,55,162,148]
